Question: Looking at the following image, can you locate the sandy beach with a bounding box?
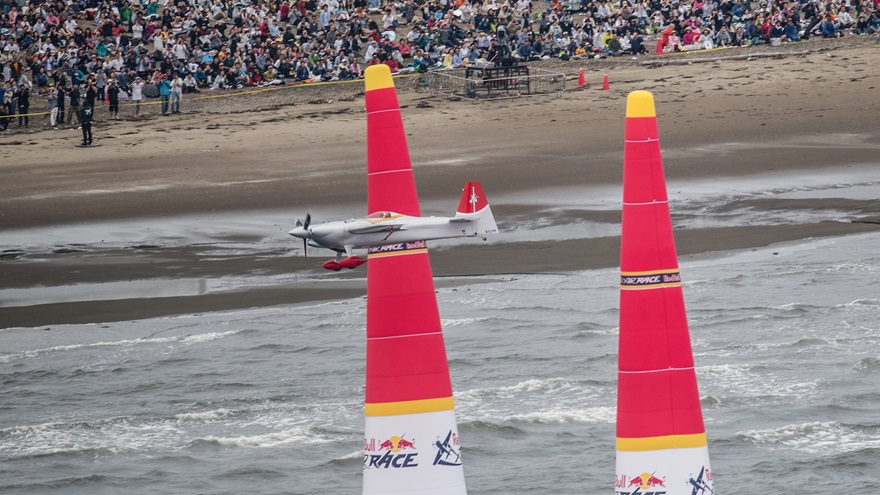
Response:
[2,36,880,328]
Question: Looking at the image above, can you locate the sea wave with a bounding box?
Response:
[0,417,185,458]
[737,421,880,455]
[834,298,880,308]
[0,330,240,363]
[457,420,526,436]
[457,377,588,400]
[188,425,336,449]
[175,408,235,422]
[854,357,880,371]
[698,363,820,402]
[505,407,616,424]
[441,317,491,327]
[326,450,364,467]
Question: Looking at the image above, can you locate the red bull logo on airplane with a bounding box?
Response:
[364,434,418,469]
[615,471,667,495]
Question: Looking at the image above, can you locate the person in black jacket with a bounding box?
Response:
[84,79,98,108]
[56,85,66,125]
[107,80,120,120]
[17,85,30,128]
[67,85,81,124]
[80,104,93,146]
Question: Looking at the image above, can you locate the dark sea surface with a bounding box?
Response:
[2,230,878,494]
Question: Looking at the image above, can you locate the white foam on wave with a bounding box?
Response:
[834,298,880,308]
[824,262,880,274]
[195,426,334,448]
[506,407,616,424]
[180,330,238,344]
[0,330,240,363]
[457,377,580,400]
[338,450,364,460]
[738,421,880,455]
[854,356,880,371]
[455,376,613,426]
[175,408,235,422]
[698,363,820,401]
[0,417,185,458]
[767,302,818,313]
[441,317,491,327]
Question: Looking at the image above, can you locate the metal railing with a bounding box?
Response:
[416,67,566,100]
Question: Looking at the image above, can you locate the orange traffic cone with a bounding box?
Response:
[602,73,610,90]
[577,68,586,87]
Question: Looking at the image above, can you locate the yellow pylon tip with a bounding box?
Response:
[626,91,656,118]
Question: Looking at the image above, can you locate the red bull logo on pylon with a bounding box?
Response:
[615,471,667,494]
[368,435,416,453]
[364,434,420,469]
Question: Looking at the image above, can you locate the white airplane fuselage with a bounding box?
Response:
[290,213,486,254]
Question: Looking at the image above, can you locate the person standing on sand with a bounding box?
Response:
[95,71,106,104]
[80,104,93,146]
[84,79,97,109]
[3,80,12,116]
[130,77,145,119]
[107,80,120,120]
[17,84,30,128]
[170,72,183,114]
[159,75,171,115]
[47,84,59,127]
[67,85,81,124]
[56,84,66,125]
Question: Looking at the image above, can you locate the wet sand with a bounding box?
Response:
[2,38,880,327]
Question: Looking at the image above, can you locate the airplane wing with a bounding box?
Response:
[365,65,421,217]
[348,224,406,234]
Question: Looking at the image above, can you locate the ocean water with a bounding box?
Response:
[1,231,879,494]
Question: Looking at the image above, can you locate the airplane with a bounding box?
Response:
[288,181,498,271]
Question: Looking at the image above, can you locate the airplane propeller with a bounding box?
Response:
[292,210,313,258]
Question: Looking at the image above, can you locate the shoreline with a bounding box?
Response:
[2,221,877,328]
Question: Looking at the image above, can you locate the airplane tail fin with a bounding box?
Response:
[454,182,498,237]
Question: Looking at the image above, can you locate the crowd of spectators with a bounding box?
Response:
[1,0,879,129]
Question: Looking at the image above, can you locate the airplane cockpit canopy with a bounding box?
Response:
[366,212,395,219]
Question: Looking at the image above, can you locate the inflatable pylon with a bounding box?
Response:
[615,90,715,495]
[362,64,468,495]
[577,68,586,88]
[602,73,610,90]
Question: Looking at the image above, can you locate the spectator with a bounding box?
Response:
[56,84,66,125]
[46,84,58,127]
[130,77,145,120]
[158,75,171,116]
[17,84,30,129]
[107,80,120,120]
[81,104,94,146]
[783,18,800,41]
[183,73,199,94]
[170,73,183,113]
[605,33,624,56]
[822,14,840,38]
